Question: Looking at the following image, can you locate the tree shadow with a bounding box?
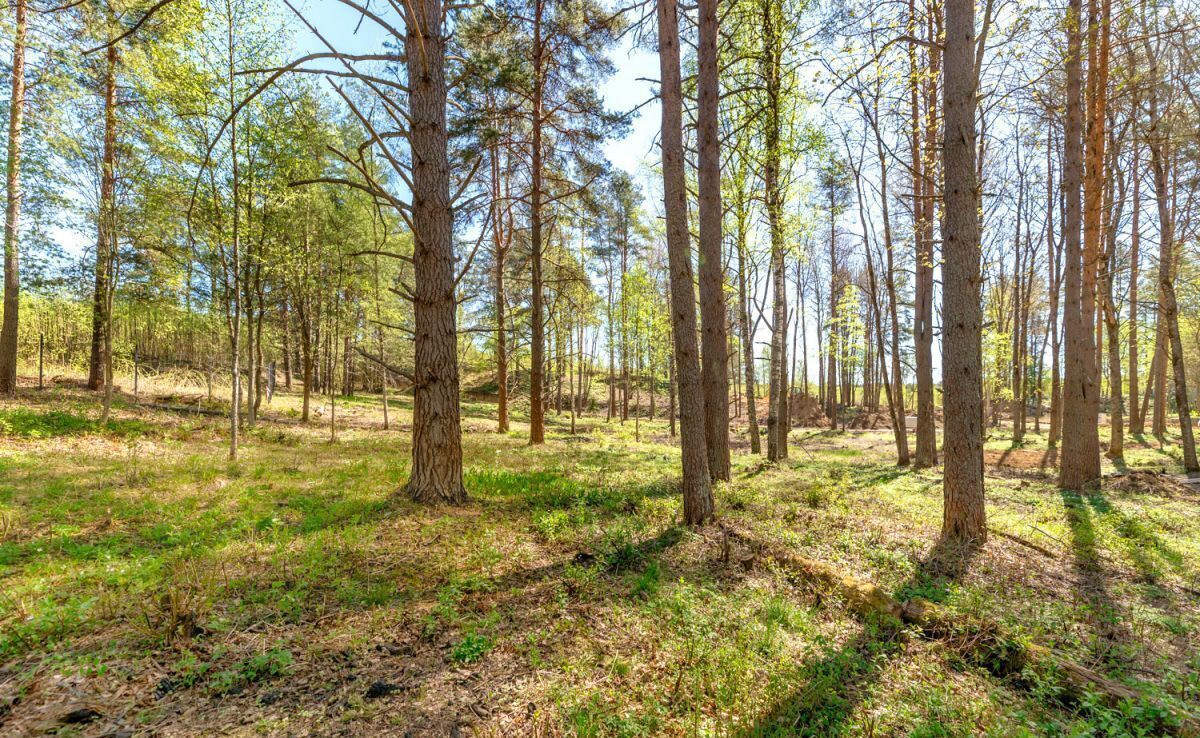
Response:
[1040,446,1059,470]
[737,535,980,736]
[1060,489,1134,668]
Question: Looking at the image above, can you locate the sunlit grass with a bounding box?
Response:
[0,384,1196,735]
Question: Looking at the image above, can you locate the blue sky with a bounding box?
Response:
[294,0,660,177]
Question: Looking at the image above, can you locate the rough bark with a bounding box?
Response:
[529,0,547,444]
[762,0,787,462]
[913,0,938,467]
[0,0,27,395]
[89,46,119,392]
[697,0,730,481]
[403,0,466,503]
[1059,0,1101,490]
[940,0,985,543]
[657,0,713,525]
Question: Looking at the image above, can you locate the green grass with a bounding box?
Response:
[0,386,1197,736]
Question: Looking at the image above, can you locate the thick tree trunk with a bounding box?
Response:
[403,0,466,503]
[0,0,27,395]
[657,0,713,525]
[89,46,119,392]
[1059,0,1101,490]
[697,0,729,481]
[941,0,985,543]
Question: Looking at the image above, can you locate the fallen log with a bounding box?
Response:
[721,524,1199,737]
[142,402,227,417]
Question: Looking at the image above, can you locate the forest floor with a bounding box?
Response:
[1,377,1198,737]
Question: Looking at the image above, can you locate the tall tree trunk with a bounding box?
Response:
[403,0,466,503]
[1149,142,1198,471]
[862,219,906,466]
[1100,120,1125,460]
[762,0,787,462]
[736,210,760,454]
[0,0,27,395]
[657,0,713,525]
[913,0,938,467]
[89,45,119,392]
[529,0,547,444]
[225,24,241,462]
[301,326,313,422]
[941,0,985,543]
[1047,134,1064,447]
[282,300,293,390]
[607,268,615,421]
[621,235,630,422]
[669,338,677,437]
[1102,250,1123,459]
[1010,180,1025,442]
[697,0,729,481]
[568,317,576,434]
[491,140,509,432]
[1128,143,1142,434]
[1059,0,1101,490]
[877,135,909,465]
[826,203,839,431]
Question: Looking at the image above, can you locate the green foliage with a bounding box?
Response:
[451,632,493,664]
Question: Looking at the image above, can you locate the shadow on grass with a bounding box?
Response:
[1060,489,1134,668]
[737,536,980,736]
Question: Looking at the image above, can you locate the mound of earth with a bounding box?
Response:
[1107,469,1198,498]
[845,411,892,429]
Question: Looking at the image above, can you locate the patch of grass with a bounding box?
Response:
[0,408,153,439]
[451,631,493,664]
[210,647,294,695]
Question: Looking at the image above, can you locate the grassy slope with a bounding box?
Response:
[0,383,1197,737]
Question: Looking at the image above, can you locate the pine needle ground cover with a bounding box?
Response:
[1,386,1197,736]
